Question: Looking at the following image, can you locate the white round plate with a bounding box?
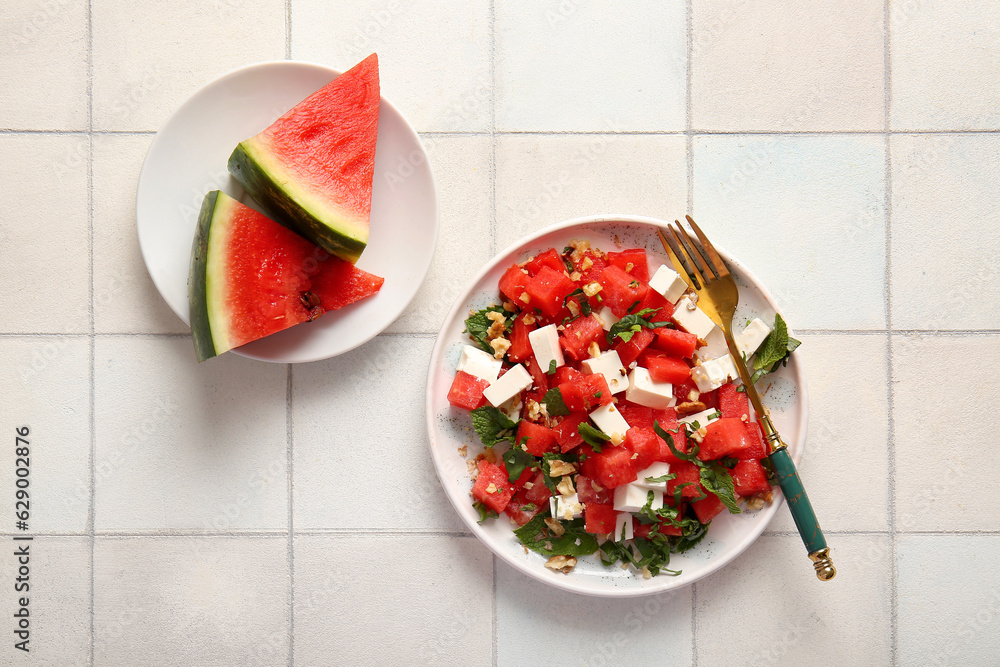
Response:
[426,215,808,597]
[136,61,438,363]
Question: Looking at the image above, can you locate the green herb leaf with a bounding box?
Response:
[541,387,570,417]
[470,406,519,448]
[644,473,677,484]
[463,305,508,354]
[606,309,672,345]
[502,446,535,483]
[473,501,498,524]
[513,514,599,557]
[750,313,802,384]
[578,422,610,450]
[562,288,593,316]
[654,421,699,462]
[546,359,558,375]
[699,465,742,514]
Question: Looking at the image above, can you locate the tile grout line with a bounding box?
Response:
[287,364,294,667]
[285,0,291,60]
[884,3,897,666]
[86,0,95,663]
[685,3,698,665]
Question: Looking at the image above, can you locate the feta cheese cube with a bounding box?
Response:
[626,367,676,409]
[634,462,671,491]
[694,327,730,362]
[672,295,718,340]
[456,344,502,383]
[690,354,739,392]
[678,407,721,430]
[482,364,532,407]
[581,350,628,394]
[736,317,771,357]
[528,324,564,374]
[588,402,631,444]
[550,493,583,521]
[613,512,633,541]
[647,265,688,304]
[595,305,620,332]
[613,483,649,512]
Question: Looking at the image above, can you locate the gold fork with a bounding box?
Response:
[658,216,835,581]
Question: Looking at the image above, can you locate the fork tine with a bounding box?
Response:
[658,228,701,290]
[686,215,730,279]
[672,222,717,283]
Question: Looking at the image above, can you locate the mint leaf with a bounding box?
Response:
[606,309,672,346]
[644,473,677,484]
[578,422,610,450]
[699,465,742,514]
[463,305,508,354]
[502,446,535,483]
[541,387,570,417]
[473,501,498,524]
[754,312,790,370]
[513,514,599,557]
[546,359,558,375]
[470,406,518,448]
[654,420,700,462]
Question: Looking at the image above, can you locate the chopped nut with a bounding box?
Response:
[556,475,575,496]
[567,300,580,317]
[490,337,511,359]
[619,368,627,376]
[522,312,537,326]
[519,292,530,304]
[609,432,625,445]
[746,496,765,510]
[486,482,498,494]
[591,480,604,492]
[543,518,566,537]
[523,481,534,490]
[486,319,506,340]
[580,256,594,271]
[544,555,577,574]
[526,399,542,421]
[630,452,638,460]
[570,271,582,282]
[466,459,478,475]
[457,445,468,457]
[690,428,706,444]
[483,448,498,464]
[676,401,707,416]
[548,459,577,477]
[625,262,634,273]
[641,566,652,580]
[582,281,603,297]
[486,310,505,323]
[502,300,517,312]
[523,544,530,555]
[740,414,749,422]
[588,341,601,358]
[687,389,701,402]
[687,293,699,308]
[567,239,593,263]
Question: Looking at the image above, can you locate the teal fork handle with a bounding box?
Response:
[768,448,836,580]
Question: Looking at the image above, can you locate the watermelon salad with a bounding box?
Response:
[447,240,800,577]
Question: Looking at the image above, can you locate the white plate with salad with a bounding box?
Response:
[425,215,807,597]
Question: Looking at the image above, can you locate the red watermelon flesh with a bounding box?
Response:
[228,54,380,264]
[189,191,383,361]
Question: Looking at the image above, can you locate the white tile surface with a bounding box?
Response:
[696,534,892,666]
[495,0,687,132]
[496,558,693,666]
[0,134,90,334]
[94,337,288,531]
[0,0,89,131]
[495,134,686,250]
[893,334,1000,532]
[0,338,90,533]
[294,534,492,665]
[94,536,289,666]
[387,135,492,334]
[293,335,462,532]
[768,333,888,533]
[693,134,887,329]
[892,2,1000,130]
[891,133,1000,330]
[93,134,190,334]
[292,0,492,132]
[897,534,1000,667]
[91,0,286,131]
[691,0,884,131]
[0,536,91,665]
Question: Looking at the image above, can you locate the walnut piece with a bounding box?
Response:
[676,401,707,416]
[548,459,577,477]
[543,518,566,537]
[490,337,511,359]
[544,555,577,574]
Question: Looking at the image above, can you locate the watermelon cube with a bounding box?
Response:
[698,418,756,461]
[731,459,772,497]
[472,460,515,513]
[584,503,617,534]
[560,315,605,361]
[692,491,726,524]
[653,328,699,358]
[447,371,489,411]
[647,356,691,384]
[516,420,559,457]
[605,248,650,282]
[613,326,655,367]
[598,264,649,317]
[525,265,576,318]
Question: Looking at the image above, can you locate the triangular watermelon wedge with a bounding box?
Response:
[188,190,384,361]
[228,53,380,264]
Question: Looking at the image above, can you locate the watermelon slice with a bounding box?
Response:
[228,53,380,264]
[188,191,384,361]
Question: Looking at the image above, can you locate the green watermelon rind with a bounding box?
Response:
[228,142,368,265]
[188,190,235,362]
